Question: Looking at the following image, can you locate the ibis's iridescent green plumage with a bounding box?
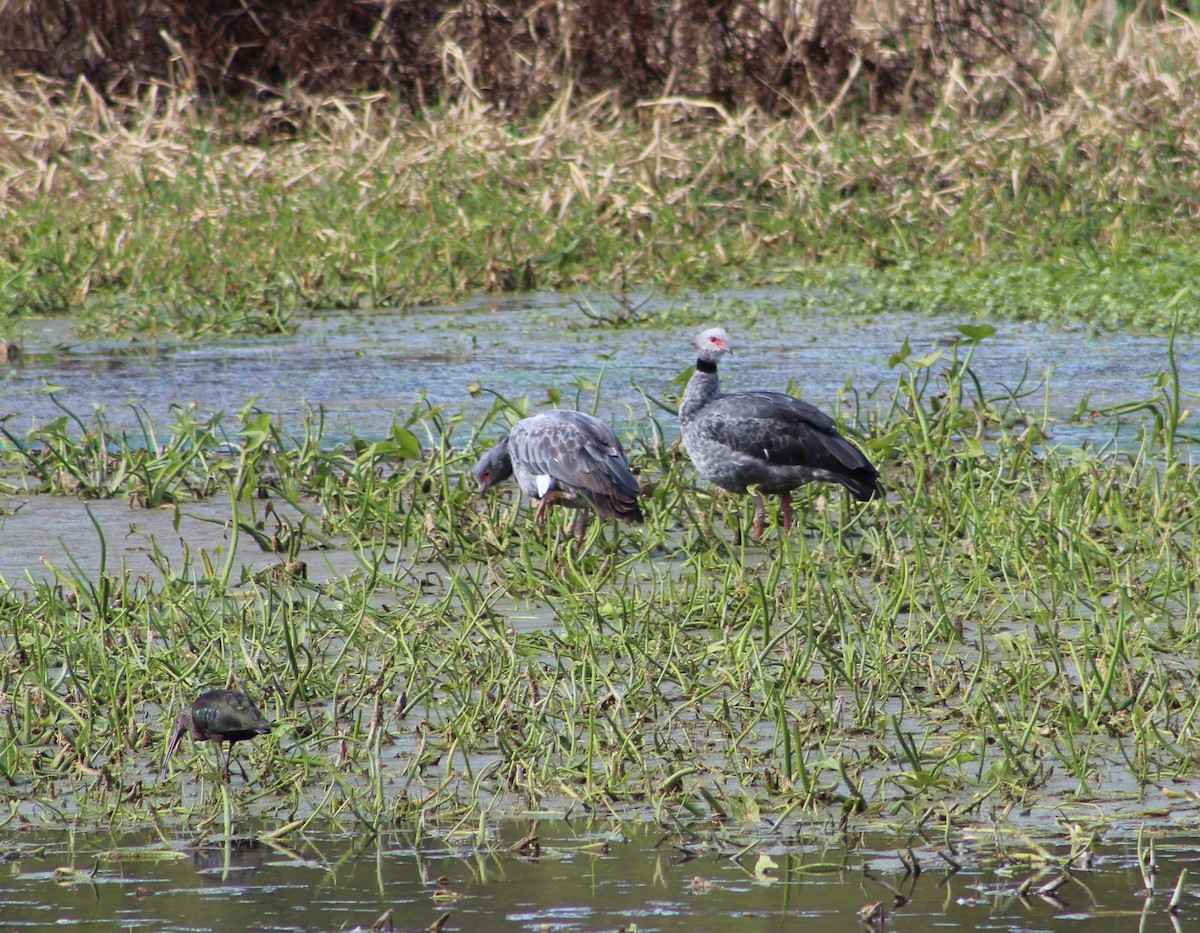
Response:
[162,689,272,781]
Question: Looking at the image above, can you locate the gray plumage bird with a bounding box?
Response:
[474,410,643,538]
[679,326,881,537]
[162,689,273,782]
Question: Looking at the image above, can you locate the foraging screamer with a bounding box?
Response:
[474,410,642,538]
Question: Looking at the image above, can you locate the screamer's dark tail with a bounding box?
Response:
[838,468,883,502]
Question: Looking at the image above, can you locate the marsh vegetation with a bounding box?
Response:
[2,3,1199,334]
[1,317,1197,836]
[1,5,1199,928]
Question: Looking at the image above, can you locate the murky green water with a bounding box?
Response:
[3,822,1196,931]
[0,494,358,587]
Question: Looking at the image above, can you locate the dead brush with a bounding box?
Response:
[0,1,1051,111]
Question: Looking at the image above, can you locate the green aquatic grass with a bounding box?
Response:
[2,336,1199,843]
[789,261,1200,334]
[10,131,1200,336]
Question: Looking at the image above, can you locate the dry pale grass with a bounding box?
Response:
[0,3,1197,320]
[0,5,1194,212]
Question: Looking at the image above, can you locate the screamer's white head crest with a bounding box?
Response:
[693,326,731,362]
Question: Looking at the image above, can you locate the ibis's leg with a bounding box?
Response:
[780,495,794,532]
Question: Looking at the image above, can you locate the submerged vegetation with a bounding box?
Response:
[1,332,1199,847]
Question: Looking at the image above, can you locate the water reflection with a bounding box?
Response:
[190,837,272,880]
[1,822,1195,931]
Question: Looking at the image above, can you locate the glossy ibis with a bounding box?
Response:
[162,689,273,782]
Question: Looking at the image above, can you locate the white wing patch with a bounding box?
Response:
[535,474,553,497]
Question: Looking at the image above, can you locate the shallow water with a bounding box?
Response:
[0,494,360,587]
[0,291,1192,449]
[2,821,1196,932]
[7,289,1189,587]
[2,295,1200,926]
